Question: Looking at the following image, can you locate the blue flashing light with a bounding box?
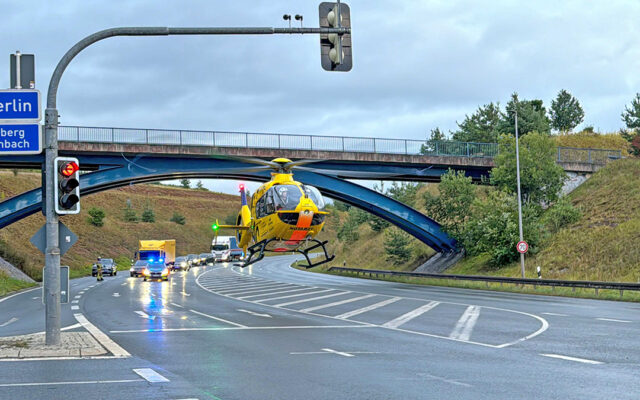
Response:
[149,258,154,262]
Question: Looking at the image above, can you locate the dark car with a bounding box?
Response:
[129,260,149,277]
[174,256,190,271]
[186,254,198,266]
[142,261,170,281]
[92,258,116,277]
[199,253,214,266]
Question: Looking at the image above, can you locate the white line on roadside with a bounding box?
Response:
[382,301,440,329]
[254,289,332,303]
[541,312,567,316]
[299,294,376,313]
[74,313,130,357]
[189,309,246,327]
[335,297,401,319]
[596,318,632,323]
[133,368,170,383]
[110,325,373,334]
[449,306,481,341]
[273,291,348,307]
[0,317,18,327]
[170,302,184,308]
[321,348,354,357]
[540,353,603,365]
[0,379,144,387]
[237,309,272,318]
[0,286,40,304]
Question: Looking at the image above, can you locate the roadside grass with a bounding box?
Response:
[0,271,36,298]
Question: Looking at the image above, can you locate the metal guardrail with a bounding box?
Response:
[57,126,622,163]
[328,266,640,296]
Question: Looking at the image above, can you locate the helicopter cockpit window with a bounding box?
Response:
[302,185,325,210]
[272,185,303,211]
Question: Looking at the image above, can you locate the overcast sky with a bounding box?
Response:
[2,0,640,193]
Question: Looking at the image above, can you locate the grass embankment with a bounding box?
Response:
[0,171,240,281]
[0,271,36,297]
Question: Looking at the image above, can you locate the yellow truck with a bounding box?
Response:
[136,240,176,267]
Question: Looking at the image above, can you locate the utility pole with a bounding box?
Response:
[43,23,351,345]
[514,108,525,278]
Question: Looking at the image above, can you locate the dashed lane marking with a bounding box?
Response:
[596,318,632,323]
[0,317,18,327]
[133,368,170,383]
[382,301,440,329]
[335,297,401,319]
[540,353,603,365]
[541,312,567,316]
[170,302,184,308]
[71,305,79,310]
[135,311,155,320]
[449,306,481,341]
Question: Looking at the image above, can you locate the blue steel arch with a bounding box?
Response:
[0,155,457,252]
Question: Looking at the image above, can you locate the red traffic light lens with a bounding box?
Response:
[239,184,245,191]
[60,161,79,177]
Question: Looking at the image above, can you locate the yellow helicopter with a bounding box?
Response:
[212,158,334,268]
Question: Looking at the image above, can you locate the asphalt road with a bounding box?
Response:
[1,255,639,400]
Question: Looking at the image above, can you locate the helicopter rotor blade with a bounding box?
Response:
[282,159,322,170]
[296,166,405,179]
[208,154,282,169]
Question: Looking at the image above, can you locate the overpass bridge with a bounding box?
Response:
[0,125,623,253]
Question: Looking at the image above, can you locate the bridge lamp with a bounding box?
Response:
[54,157,80,215]
[319,2,352,71]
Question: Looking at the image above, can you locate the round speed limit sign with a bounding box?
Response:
[516,241,529,254]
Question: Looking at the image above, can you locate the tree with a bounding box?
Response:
[180,179,191,189]
[499,93,551,136]
[195,180,208,191]
[87,207,106,227]
[462,191,542,267]
[123,204,138,222]
[423,169,476,238]
[452,102,503,143]
[170,212,186,225]
[490,132,566,204]
[141,207,156,223]
[420,127,446,154]
[549,89,584,133]
[386,182,421,207]
[384,228,412,265]
[621,93,640,130]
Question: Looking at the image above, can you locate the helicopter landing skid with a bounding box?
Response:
[234,239,334,269]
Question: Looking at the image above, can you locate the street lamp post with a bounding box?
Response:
[43,25,350,345]
[514,109,525,278]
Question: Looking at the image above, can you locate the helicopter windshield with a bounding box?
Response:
[302,185,325,210]
[273,185,303,211]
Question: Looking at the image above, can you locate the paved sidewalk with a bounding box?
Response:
[0,332,107,358]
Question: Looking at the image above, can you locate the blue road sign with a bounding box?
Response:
[0,123,42,154]
[0,89,41,122]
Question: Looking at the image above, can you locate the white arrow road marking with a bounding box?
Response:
[382,301,440,329]
[237,309,272,318]
[449,305,481,341]
[135,311,155,320]
[112,293,120,297]
[540,354,603,365]
[0,317,18,327]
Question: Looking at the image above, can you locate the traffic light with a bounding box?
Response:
[319,2,352,71]
[54,157,80,214]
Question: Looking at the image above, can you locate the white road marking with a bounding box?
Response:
[112,293,120,297]
[32,297,39,300]
[74,295,81,299]
[189,309,247,327]
[121,282,127,286]
[133,368,170,383]
[382,301,440,329]
[0,317,18,327]
[321,348,355,357]
[221,283,294,296]
[299,294,377,313]
[111,325,373,333]
[335,297,401,319]
[237,309,272,318]
[71,300,79,304]
[74,313,130,357]
[204,281,263,290]
[62,323,82,331]
[254,289,332,303]
[449,306,481,341]
[540,353,603,365]
[181,292,191,296]
[71,305,79,310]
[216,283,286,294]
[541,312,567,316]
[290,350,379,356]
[0,379,143,387]
[135,311,156,320]
[274,291,349,307]
[596,318,632,323]
[418,373,472,387]
[170,302,184,308]
[237,287,314,300]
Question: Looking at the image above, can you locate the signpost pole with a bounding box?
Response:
[514,109,525,279]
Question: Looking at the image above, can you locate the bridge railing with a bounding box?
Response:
[57,126,621,163]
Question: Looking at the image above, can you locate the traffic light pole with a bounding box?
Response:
[43,24,350,345]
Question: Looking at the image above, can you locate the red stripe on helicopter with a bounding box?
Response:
[285,211,313,245]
